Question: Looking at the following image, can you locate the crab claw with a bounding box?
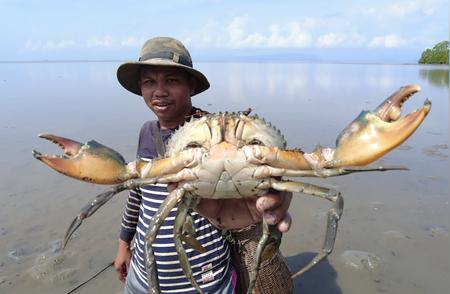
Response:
[322,85,431,167]
[33,134,136,184]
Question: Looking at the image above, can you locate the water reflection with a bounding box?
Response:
[419,67,449,88]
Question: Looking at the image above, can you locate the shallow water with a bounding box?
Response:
[0,62,448,294]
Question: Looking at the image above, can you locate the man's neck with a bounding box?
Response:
[158,107,193,130]
[159,119,184,130]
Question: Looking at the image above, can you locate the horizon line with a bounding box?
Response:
[0,59,433,66]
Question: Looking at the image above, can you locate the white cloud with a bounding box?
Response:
[120,36,144,47]
[224,16,312,48]
[24,36,145,51]
[185,19,224,47]
[422,8,436,16]
[241,32,266,47]
[268,22,312,48]
[86,36,145,48]
[227,15,253,47]
[47,40,75,49]
[317,33,366,48]
[360,0,442,18]
[357,7,377,15]
[301,17,324,30]
[317,33,344,48]
[182,7,447,50]
[387,0,448,17]
[24,39,76,50]
[190,14,423,49]
[388,2,421,17]
[87,36,116,48]
[368,34,406,48]
[24,40,40,50]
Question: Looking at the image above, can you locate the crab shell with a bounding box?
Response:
[159,112,288,198]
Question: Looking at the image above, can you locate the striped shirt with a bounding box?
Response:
[120,120,231,293]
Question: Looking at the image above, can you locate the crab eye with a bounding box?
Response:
[248,139,264,146]
[185,142,202,149]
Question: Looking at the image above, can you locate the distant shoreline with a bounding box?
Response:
[0,59,122,64]
[1,59,446,66]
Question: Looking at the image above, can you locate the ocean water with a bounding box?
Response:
[0,61,448,293]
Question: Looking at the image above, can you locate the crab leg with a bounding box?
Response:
[178,207,206,254]
[63,178,161,248]
[259,179,343,278]
[137,148,204,179]
[145,186,186,294]
[174,197,204,294]
[247,220,282,294]
[252,165,408,178]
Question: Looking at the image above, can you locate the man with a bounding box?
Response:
[114,37,293,293]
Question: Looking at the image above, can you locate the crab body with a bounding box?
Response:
[155,113,287,199]
[33,85,431,294]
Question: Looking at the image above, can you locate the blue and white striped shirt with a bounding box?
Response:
[120,120,232,293]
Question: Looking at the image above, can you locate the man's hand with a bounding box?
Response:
[194,190,293,232]
[114,239,132,282]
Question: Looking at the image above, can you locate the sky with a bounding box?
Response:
[1,0,448,64]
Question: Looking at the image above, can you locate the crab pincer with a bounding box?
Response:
[33,133,136,184]
[305,84,431,169]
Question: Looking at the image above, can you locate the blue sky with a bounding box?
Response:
[1,0,448,63]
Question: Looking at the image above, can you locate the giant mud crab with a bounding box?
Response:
[33,85,430,294]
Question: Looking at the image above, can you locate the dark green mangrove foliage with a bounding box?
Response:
[419,41,449,64]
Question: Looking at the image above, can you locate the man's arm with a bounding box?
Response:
[114,189,141,282]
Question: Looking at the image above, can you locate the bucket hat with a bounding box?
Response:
[117,37,210,96]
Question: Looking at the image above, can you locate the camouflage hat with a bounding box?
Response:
[117,37,210,96]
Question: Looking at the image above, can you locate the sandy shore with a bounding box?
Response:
[1,128,448,294]
[0,62,448,294]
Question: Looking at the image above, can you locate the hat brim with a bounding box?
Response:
[117,59,210,96]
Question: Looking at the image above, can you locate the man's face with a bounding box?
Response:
[139,66,195,129]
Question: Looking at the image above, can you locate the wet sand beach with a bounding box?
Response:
[0,62,448,294]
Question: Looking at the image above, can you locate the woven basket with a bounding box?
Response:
[230,223,293,294]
